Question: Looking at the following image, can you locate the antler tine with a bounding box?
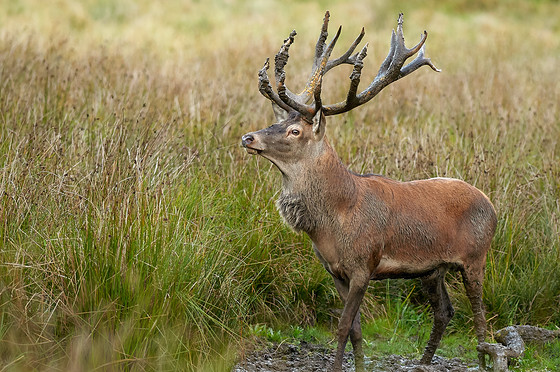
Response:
[300,25,342,105]
[400,42,441,77]
[273,30,302,104]
[346,44,368,106]
[375,14,426,80]
[376,30,398,80]
[320,42,368,116]
[311,25,345,113]
[379,13,411,79]
[406,30,428,58]
[397,13,428,59]
[274,30,296,82]
[325,27,366,74]
[395,13,407,50]
[312,11,330,72]
[258,58,292,113]
[318,26,342,74]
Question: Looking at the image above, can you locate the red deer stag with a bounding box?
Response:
[241,12,497,372]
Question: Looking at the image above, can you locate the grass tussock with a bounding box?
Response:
[0,0,559,370]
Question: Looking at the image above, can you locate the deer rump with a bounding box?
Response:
[242,11,497,372]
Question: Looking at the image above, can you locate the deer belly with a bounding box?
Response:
[372,256,443,279]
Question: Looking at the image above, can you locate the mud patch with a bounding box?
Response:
[233,341,479,371]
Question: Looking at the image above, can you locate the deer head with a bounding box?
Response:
[241,109,327,179]
[242,12,439,176]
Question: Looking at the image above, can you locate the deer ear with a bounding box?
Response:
[272,103,289,122]
[312,109,325,138]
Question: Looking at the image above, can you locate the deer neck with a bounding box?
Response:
[277,137,356,233]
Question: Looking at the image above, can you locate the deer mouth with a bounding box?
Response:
[241,134,263,155]
[244,146,262,155]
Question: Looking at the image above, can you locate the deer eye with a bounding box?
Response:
[290,129,300,136]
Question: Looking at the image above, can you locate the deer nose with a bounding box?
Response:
[241,134,254,147]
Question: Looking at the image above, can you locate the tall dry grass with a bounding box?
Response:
[0,0,559,370]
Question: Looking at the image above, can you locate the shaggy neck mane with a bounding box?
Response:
[276,138,356,233]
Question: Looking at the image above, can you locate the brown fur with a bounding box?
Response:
[242,111,497,371]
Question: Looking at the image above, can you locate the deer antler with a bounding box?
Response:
[258,12,440,120]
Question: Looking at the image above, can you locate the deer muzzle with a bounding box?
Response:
[241,133,261,155]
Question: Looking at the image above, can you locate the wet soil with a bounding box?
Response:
[233,341,479,371]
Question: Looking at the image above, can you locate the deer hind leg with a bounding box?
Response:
[462,265,487,368]
[420,267,455,364]
[333,275,368,372]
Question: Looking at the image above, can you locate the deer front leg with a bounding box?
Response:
[333,277,365,372]
[333,274,368,372]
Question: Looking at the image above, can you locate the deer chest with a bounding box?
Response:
[276,193,317,233]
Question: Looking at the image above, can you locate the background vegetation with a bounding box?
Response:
[0,0,558,370]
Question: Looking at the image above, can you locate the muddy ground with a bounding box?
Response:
[233,341,480,372]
